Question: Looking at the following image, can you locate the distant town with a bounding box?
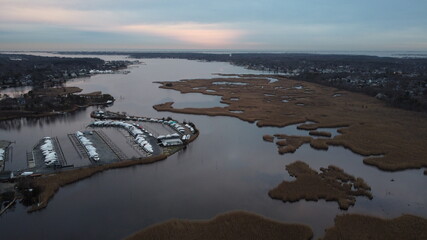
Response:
[0,54,135,89]
[0,87,114,120]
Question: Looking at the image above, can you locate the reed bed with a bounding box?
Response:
[125,211,313,240]
[322,214,427,240]
[262,134,274,142]
[309,130,332,137]
[155,75,427,172]
[268,161,372,210]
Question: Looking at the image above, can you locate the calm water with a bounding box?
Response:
[0,55,426,240]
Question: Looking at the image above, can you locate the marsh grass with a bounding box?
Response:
[321,214,427,240]
[262,135,274,142]
[268,161,372,210]
[125,211,313,240]
[154,75,427,172]
[309,130,332,137]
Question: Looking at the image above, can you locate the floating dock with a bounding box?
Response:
[0,140,12,172]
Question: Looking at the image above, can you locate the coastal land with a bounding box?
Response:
[0,86,114,121]
[268,161,372,210]
[61,52,427,112]
[125,211,313,240]
[1,53,426,239]
[27,154,167,212]
[0,53,132,89]
[154,74,427,172]
[125,211,427,240]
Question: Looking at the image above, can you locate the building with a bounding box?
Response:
[160,138,183,147]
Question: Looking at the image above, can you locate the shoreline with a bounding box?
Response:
[153,75,427,173]
[29,154,168,212]
[24,119,199,212]
[124,210,427,240]
[125,211,313,240]
[0,87,114,121]
[2,111,200,213]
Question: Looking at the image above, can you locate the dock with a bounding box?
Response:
[68,133,89,159]
[26,137,67,173]
[93,130,128,160]
[0,140,12,172]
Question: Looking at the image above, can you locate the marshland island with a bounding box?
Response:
[154,74,427,172]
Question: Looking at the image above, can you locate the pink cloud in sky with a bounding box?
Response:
[0,4,246,47]
[0,6,118,29]
[121,23,245,46]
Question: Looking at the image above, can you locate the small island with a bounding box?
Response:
[124,210,427,240]
[322,214,427,240]
[0,53,133,89]
[0,86,114,120]
[269,161,372,210]
[125,211,314,240]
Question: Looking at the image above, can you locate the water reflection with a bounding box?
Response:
[0,86,32,97]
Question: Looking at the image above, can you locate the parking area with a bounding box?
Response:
[93,128,147,159]
[137,121,176,138]
[77,131,121,164]
[26,137,66,174]
[9,115,196,177]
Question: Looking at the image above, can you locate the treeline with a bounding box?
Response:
[0,54,105,88]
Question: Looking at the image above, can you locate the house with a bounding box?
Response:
[160,138,183,147]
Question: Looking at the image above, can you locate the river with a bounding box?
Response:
[0,54,426,239]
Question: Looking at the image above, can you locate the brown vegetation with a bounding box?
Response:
[274,135,312,153]
[79,91,102,96]
[263,134,274,142]
[31,87,82,96]
[30,155,167,212]
[309,130,332,137]
[125,211,313,240]
[268,161,372,210]
[274,134,337,153]
[321,214,427,240]
[275,140,287,146]
[153,75,427,172]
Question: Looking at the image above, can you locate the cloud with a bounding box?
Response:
[0,4,245,47]
[121,23,245,46]
[1,1,426,50]
[0,5,120,29]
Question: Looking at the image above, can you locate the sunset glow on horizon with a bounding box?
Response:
[0,0,426,51]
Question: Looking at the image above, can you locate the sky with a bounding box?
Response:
[1,0,427,51]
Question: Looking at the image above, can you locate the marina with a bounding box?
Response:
[1,110,197,177]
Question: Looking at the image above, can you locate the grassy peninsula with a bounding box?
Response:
[154,74,427,172]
